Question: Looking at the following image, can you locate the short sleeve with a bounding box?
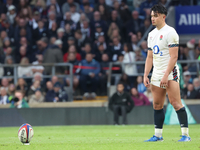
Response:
[167,30,179,48]
[147,33,152,51]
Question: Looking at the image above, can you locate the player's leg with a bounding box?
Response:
[166,80,191,141]
[145,84,166,142]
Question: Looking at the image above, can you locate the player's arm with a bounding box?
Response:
[144,49,153,87]
[164,30,179,77]
[144,50,153,77]
[164,46,178,77]
[160,30,179,87]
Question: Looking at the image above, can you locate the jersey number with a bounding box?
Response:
[153,45,163,56]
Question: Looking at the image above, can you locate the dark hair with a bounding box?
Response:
[117,82,124,86]
[123,43,133,52]
[151,4,167,16]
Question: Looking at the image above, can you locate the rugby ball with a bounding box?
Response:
[18,123,34,144]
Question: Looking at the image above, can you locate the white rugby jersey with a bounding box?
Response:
[147,24,179,73]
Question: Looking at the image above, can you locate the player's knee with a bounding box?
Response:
[153,102,163,110]
[170,100,181,110]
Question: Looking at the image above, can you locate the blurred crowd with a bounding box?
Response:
[0,0,200,106]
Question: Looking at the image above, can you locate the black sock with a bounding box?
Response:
[154,109,165,129]
[176,107,188,128]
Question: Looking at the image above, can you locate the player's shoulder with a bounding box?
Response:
[165,24,177,33]
[148,27,157,36]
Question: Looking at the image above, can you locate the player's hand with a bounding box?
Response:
[160,75,168,88]
[143,76,150,87]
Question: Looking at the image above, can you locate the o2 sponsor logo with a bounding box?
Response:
[153,45,163,56]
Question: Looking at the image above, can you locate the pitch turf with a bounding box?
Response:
[0,125,200,150]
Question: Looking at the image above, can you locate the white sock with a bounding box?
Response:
[181,127,189,136]
[155,128,163,138]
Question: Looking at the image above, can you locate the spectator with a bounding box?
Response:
[183,71,193,89]
[27,80,42,96]
[79,53,100,97]
[62,0,80,15]
[99,53,110,95]
[63,35,75,54]
[10,90,29,108]
[65,52,80,91]
[82,2,93,21]
[18,0,32,18]
[29,89,44,103]
[110,37,123,61]
[97,4,110,21]
[183,83,198,99]
[63,45,82,62]
[31,54,44,74]
[32,19,48,43]
[119,73,134,92]
[186,39,196,72]
[109,10,121,29]
[0,87,9,105]
[80,19,91,39]
[94,43,109,62]
[178,46,187,71]
[113,1,131,23]
[140,40,148,59]
[93,35,107,52]
[17,57,33,78]
[53,82,68,102]
[123,43,137,80]
[16,45,32,63]
[31,0,47,19]
[139,0,157,19]
[48,4,62,21]
[16,78,28,95]
[130,34,139,51]
[7,83,15,98]
[48,21,57,38]
[91,11,107,34]
[94,0,110,13]
[135,47,145,73]
[45,11,60,31]
[69,3,80,24]
[38,37,63,74]
[4,56,14,78]
[61,12,76,31]
[14,18,32,44]
[133,0,145,11]
[107,22,119,42]
[130,87,151,106]
[139,18,151,35]
[74,29,91,52]
[108,82,134,125]
[1,78,9,91]
[57,28,65,41]
[193,78,200,98]
[54,39,63,51]
[109,29,121,43]
[144,87,153,103]
[93,23,105,41]
[136,76,146,93]
[80,43,93,59]
[6,5,17,25]
[48,0,62,16]
[45,81,56,102]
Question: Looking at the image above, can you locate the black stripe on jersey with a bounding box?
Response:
[172,66,178,82]
[148,48,152,51]
[168,44,179,48]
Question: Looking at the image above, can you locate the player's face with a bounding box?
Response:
[151,11,165,27]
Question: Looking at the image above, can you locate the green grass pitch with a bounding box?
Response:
[0,125,200,150]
